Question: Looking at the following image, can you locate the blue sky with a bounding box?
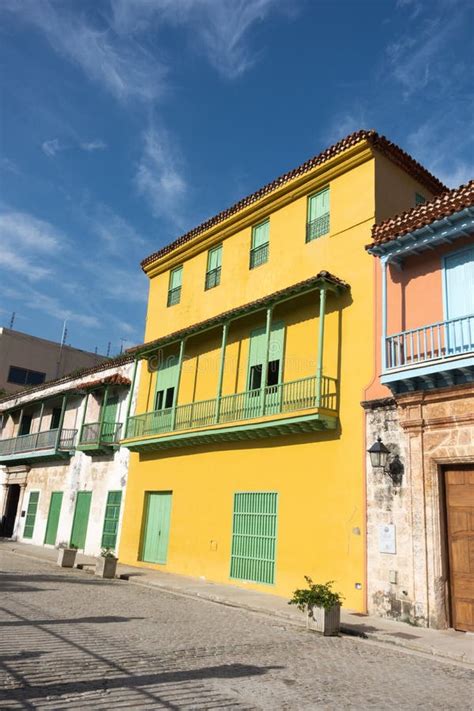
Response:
[0,0,473,355]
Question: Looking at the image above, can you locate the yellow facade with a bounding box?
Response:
[119,138,436,611]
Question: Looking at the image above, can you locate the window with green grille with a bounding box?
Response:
[167,266,183,306]
[101,490,122,550]
[250,220,269,269]
[306,187,330,241]
[230,492,278,585]
[205,244,222,289]
[23,491,39,539]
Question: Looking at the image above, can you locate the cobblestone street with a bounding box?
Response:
[0,550,472,710]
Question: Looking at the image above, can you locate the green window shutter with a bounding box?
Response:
[44,492,63,545]
[307,187,330,241]
[101,490,122,550]
[206,245,222,289]
[250,220,269,269]
[230,492,278,585]
[102,394,119,423]
[23,491,39,539]
[168,266,183,306]
[248,322,285,372]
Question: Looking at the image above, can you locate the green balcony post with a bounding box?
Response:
[215,322,229,423]
[316,286,327,408]
[55,394,68,450]
[79,391,90,444]
[260,306,273,416]
[124,358,139,438]
[171,339,186,431]
[99,386,109,445]
[17,408,24,437]
[35,401,45,449]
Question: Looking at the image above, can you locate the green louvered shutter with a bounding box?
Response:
[101,491,123,550]
[250,220,269,269]
[307,187,330,241]
[205,245,222,289]
[230,492,278,585]
[23,491,39,539]
[167,266,183,306]
[44,492,63,545]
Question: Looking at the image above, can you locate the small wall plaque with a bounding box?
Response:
[378,524,396,554]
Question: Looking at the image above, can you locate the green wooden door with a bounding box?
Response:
[140,492,172,564]
[70,491,92,549]
[152,356,179,433]
[101,490,122,550]
[23,491,39,539]
[44,492,63,545]
[101,393,119,442]
[230,492,278,585]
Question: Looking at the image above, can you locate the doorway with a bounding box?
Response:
[445,465,474,632]
[1,485,20,537]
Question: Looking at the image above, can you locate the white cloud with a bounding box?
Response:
[2,0,167,102]
[86,203,146,251]
[0,248,51,282]
[0,211,63,252]
[135,125,188,225]
[324,108,368,145]
[80,139,107,152]
[24,289,101,329]
[42,138,65,157]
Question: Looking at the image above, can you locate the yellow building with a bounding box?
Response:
[119,130,445,611]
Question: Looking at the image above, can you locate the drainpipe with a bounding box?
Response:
[171,339,186,431]
[260,307,273,417]
[215,322,229,423]
[316,287,327,408]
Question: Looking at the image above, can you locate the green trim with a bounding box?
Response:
[0,449,71,465]
[215,322,229,423]
[316,287,327,407]
[37,401,45,435]
[54,395,68,449]
[123,410,336,452]
[79,391,90,442]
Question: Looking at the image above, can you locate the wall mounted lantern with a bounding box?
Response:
[368,437,404,485]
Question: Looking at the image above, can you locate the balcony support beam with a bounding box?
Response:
[79,391,90,442]
[316,287,327,407]
[98,386,109,442]
[55,395,68,450]
[17,409,24,438]
[124,359,139,439]
[171,339,186,430]
[215,322,229,423]
[260,307,274,416]
[35,401,45,448]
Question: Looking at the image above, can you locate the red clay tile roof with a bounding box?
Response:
[0,354,134,407]
[370,180,474,247]
[141,129,446,270]
[127,271,349,357]
[81,374,131,390]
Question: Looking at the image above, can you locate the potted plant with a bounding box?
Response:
[289,576,343,636]
[95,547,118,579]
[57,543,78,568]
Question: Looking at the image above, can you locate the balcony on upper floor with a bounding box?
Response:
[124,374,338,451]
[0,428,77,465]
[382,314,474,393]
[77,421,123,456]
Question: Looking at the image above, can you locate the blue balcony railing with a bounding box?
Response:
[385,314,474,370]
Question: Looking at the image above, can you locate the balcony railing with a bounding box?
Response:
[249,243,269,269]
[385,314,474,370]
[125,374,337,440]
[78,421,122,447]
[0,428,77,458]
[306,213,330,242]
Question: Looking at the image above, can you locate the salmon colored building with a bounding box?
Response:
[363,181,474,630]
[118,130,445,613]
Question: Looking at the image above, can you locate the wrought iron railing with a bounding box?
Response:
[167,286,181,307]
[249,243,269,269]
[0,428,77,457]
[306,213,330,242]
[79,421,122,446]
[385,314,474,370]
[125,374,337,439]
[205,267,221,290]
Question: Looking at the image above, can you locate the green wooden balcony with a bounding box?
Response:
[122,374,338,452]
[77,421,122,455]
[0,428,77,465]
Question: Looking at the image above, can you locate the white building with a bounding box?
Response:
[0,356,139,557]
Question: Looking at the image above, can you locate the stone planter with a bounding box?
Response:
[57,548,77,568]
[307,604,341,636]
[95,556,118,579]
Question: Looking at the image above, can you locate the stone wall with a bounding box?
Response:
[364,383,474,629]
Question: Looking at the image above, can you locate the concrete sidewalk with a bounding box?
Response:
[2,539,472,667]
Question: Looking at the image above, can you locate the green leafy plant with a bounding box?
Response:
[289,577,343,612]
[100,547,116,558]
